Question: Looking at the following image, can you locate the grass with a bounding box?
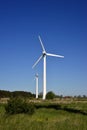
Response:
[0,100,87,130]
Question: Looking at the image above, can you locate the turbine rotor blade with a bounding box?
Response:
[38,35,46,52]
[32,55,43,68]
[46,53,64,58]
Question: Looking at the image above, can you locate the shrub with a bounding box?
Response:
[46,91,55,99]
[5,98,35,115]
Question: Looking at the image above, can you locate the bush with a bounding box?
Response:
[5,98,35,115]
[46,91,55,99]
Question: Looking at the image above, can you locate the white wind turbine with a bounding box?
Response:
[32,36,64,100]
[35,74,39,99]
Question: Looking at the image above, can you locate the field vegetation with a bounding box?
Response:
[0,97,87,130]
[0,90,87,130]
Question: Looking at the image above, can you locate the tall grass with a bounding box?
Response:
[0,101,87,130]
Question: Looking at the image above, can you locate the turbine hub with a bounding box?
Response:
[43,51,46,57]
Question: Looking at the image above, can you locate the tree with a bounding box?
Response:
[38,92,43,98]
[0,90,12,98]
[83,95,87,98]
[46,91,55,99]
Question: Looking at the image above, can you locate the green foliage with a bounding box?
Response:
[0,101,87,130]
[12,91,35,98]
[35,102,61,110]
[5,98,35,115]
[0,90,35,98]
[46,91,55,99]
[0,90,12,98]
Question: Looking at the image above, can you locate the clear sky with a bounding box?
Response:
[0,0,87,96]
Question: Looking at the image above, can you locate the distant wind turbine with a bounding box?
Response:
[32,36,64,100]
[35,74,39,99]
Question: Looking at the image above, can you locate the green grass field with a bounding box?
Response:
[0,100,87,130]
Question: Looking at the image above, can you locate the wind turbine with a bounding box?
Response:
[35,74,39,99]
[32,36,64,100]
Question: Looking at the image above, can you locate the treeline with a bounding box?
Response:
[0,90,87,99]
[0,90,35,98]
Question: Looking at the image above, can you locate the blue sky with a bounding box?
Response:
[0,0,87,96]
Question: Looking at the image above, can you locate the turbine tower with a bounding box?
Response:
[32,36,64,100]
[35,74,39,99]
